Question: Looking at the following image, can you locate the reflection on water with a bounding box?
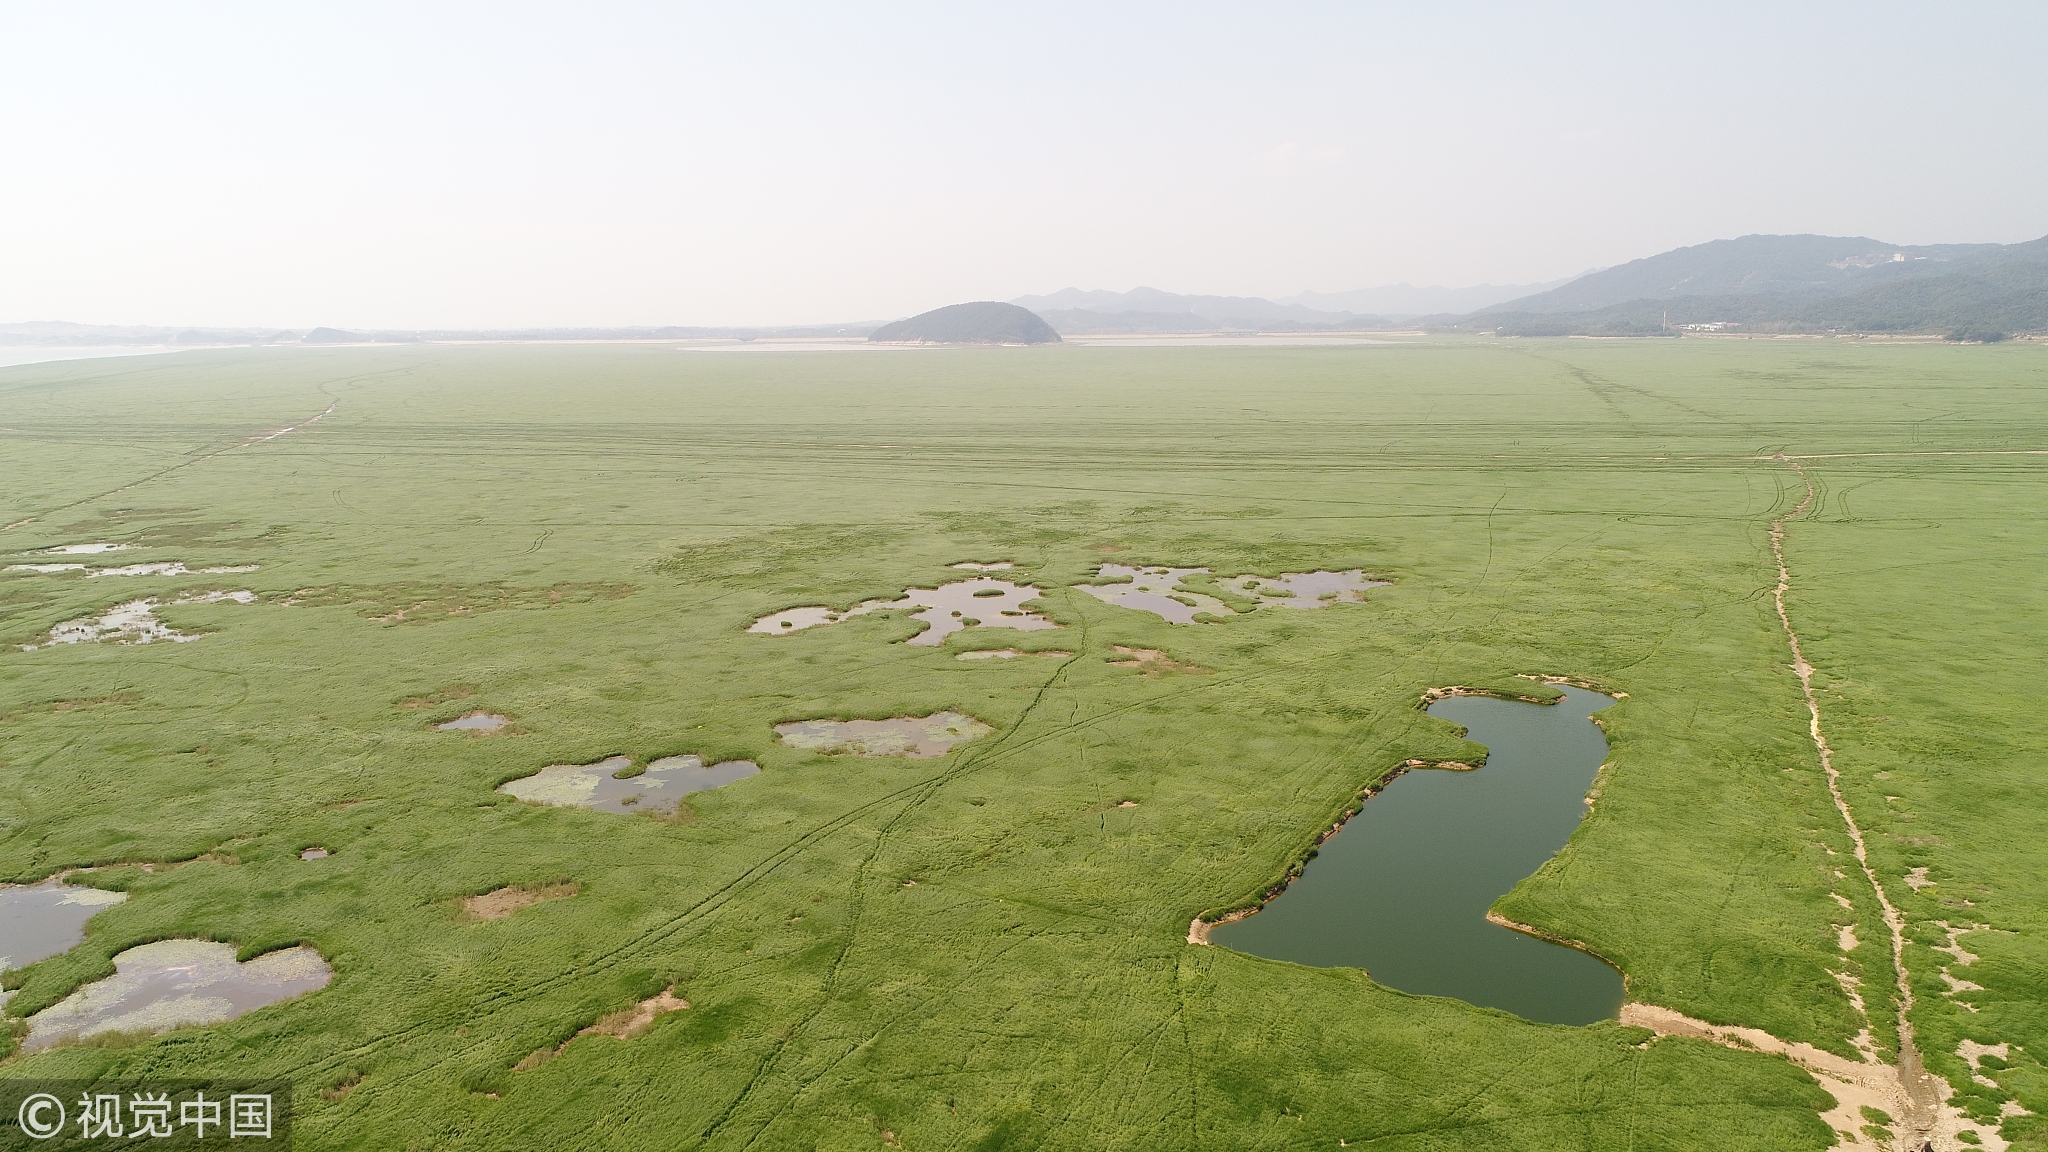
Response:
[1212,686,1624,1025]
[499,754,759,815]
[0,879,127,971]
[23,939,331,1051]
[749,579,1058,646]
[1220,569,1387,608]
[1076,566,1232,624]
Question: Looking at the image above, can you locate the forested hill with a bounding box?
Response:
[868,302,1061,344]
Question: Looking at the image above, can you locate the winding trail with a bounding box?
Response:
[1627,456,1993,1151]
[1768,456,1932,1119]
[249,399,337,443]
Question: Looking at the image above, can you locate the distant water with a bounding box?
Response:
[0,346,204,369]
[1212,685,1624,1025]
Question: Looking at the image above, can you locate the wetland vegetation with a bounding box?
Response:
[1,339,2044,1149]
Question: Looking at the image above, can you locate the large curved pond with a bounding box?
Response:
[1211,685,1624,1025]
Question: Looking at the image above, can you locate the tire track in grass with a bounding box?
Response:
[725,917,1072,1147]
[283,775,949,1087]
[296,629,1290,1105]
[0,364,401,533]
[294,636,1106,1113]
[711,629,1096,1147]
[287,616,1381,1110]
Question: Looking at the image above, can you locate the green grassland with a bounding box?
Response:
[0,338,2043,1149]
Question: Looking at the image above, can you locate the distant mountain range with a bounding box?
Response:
[1014,235,2047,338]
[1012,287,1367,331]
[1012,281,1572,331]
[10,234,2043,347]
[1442,234,2048,338]
[1283,280,1578,317]
[1007,281,1568,333]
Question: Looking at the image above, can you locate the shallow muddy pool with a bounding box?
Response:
[499,754,760,815]
[19,591,256,650]
[1221,570,1388,608]
[749,602,890,634]
[750,579,1058,646]
[22,939,331,1051]
[0,879,128,971]
[21,599,195,649]
[775,712,992,758]
[83,562,259,579]
[438,712,509,732]
[899,580,1056,645]
[1076,566,1233,624]
[1210,685,1624,1025]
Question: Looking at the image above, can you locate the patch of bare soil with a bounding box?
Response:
[1108,646,1209,677]
[459,882,580,922]
[1187,907,1256,946]
[1622,1003,2006,1151]
[1421,685,1549,706]
[513,986,689,1071]
[957,648,1071,660]
[581,987,688,1039]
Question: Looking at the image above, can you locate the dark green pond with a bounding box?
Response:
[1210,685,1624,1025]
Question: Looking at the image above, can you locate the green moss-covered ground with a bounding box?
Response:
[1,338,2042,1149]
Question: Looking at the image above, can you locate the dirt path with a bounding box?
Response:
[2,376,361,536]
[1768,455,1938,1130]
[1623,456,2002,1150]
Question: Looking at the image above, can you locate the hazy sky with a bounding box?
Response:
[5,2,2044,328]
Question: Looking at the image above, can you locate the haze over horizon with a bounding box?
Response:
[5,1,2045,330]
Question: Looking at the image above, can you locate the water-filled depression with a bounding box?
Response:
[1210,685,1625,1025]
[0,879,127,971]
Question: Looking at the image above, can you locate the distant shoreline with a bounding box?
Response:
[0,334,1429,366]
[0,345,212,369]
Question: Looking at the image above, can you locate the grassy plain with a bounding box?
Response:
[0,338,2043,1149]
